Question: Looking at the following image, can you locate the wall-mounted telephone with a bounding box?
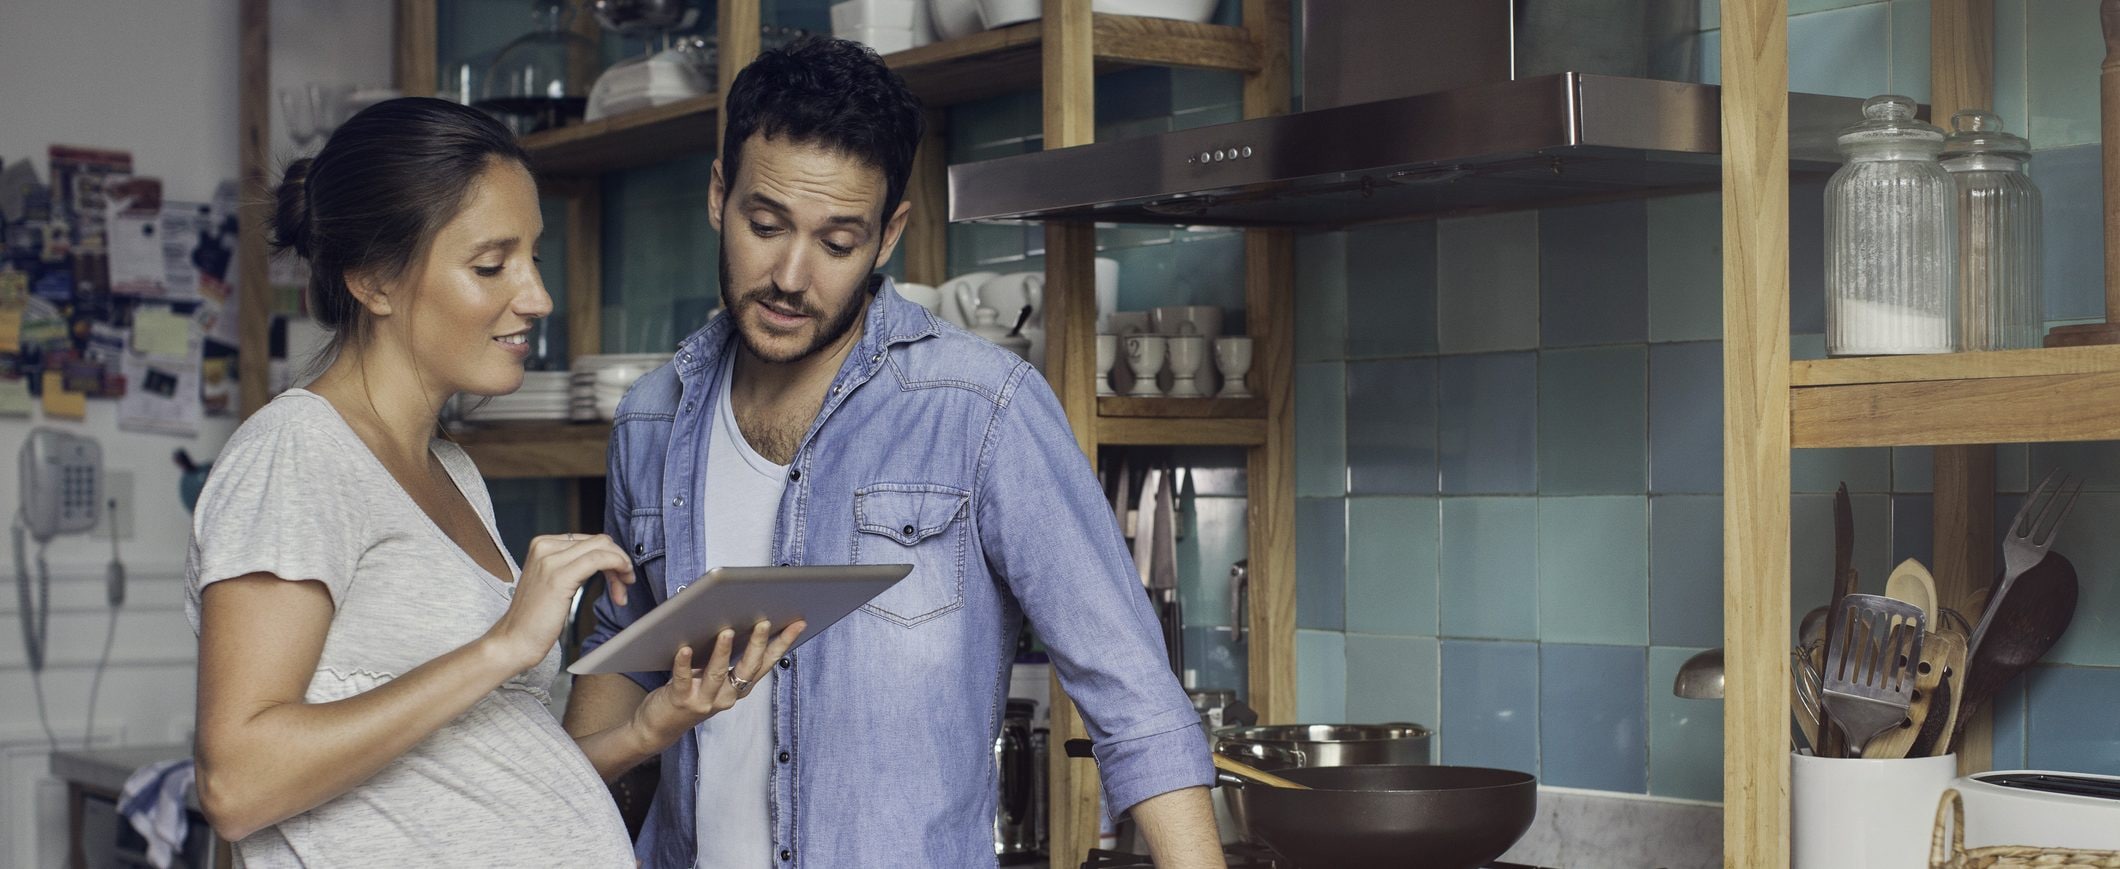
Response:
[14,428,110,750]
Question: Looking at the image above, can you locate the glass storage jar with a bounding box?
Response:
[1825,94,1958,356]
[1943,109,2043,351]
[476,1,596,134]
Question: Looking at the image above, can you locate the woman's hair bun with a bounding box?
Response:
[270,157,315,258]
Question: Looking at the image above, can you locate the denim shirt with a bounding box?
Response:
[584,278,1213,869]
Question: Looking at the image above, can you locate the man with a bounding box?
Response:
[563,37,1224,869]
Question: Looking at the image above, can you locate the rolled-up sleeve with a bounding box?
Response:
[581,424,670,694]
[974,363,1214,817]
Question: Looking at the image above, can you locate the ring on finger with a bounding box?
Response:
[725,665,752,692]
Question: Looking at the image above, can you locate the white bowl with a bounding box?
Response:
[1091,0,1218,22]
[976,0,1039,28]
[927,0,982,39]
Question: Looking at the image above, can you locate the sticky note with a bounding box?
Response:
[132,305,192,357]
[41,370,85,420]
[0,307,19,353]
[0,379,28,417]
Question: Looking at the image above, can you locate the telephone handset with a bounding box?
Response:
[21,428,102,541]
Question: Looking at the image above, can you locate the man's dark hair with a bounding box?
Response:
[720,36,926,220]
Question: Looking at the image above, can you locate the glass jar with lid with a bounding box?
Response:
[1943,109,2042,351]
[1825,94,1958,356]
[476,1,597,134]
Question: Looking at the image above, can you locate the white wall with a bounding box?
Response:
[0,2,389,864]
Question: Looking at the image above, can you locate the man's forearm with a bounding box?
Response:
[1131,787,1226,869]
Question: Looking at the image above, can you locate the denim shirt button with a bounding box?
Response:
[777,750,791,763]
[672,496,685,507]
[634,542,644,555]
[789,468,801,482]
[778,658,791,670]
[779,850,792,862]
[902,524,915,536]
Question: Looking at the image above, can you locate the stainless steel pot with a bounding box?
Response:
[1215,723,1433,768]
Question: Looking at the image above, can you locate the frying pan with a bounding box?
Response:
[1216,760,1537,869]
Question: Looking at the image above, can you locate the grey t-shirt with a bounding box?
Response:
[184,389,634,868]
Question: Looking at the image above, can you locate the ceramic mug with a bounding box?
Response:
[938,271,1000,328]
[1095,334,1118,396]
[1152,305,1224,393]
[1166,335,1207,397]
[895,281,943,314]
[1213,336,1253,398]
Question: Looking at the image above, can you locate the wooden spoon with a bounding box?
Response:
[1886,558,1940,625]
[1213,754,1311,790]
[1950,553,2080,753]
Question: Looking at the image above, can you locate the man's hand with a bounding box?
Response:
[1131,786,1226,869]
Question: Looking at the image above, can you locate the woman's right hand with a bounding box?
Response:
[630,618,805,748]
[483,533,635,672]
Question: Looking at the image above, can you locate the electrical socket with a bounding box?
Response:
[98,470,135,541]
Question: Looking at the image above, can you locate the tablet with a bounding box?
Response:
[567,564,913,675]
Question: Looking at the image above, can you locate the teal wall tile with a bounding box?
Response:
[1347,359,1437,495]
[1441,640,1540,775]
[1295,232,1348,363]
[1171,68,1243,113]
[1895,446,1935,492]
[1538,497,1651,646]
[1541,201,1649,347]
[1888,0,1932,104]
[1347,634,1441,728]
[1183,625,1248,692]
[1650,341,1724,494]
[1701,29,1722,86]
[2028,441,2120,492]
[1346,221,1439,357]
[1297,629,1349,722]
[1346,497,1440,637]
[1788,3,1891,99]
[1998,444,2031,492]
[1647,192,1723,343]
[2040,493,2120,666]
[1178,495,1249,627]
[1295,362,1346,497]
[601,155,720,352]
[1995,0,2030,140]
[1649,646,1727,801]
[1172,231,1249,318]
[2034,145,2105,321]
[1106,242,1179,314]
[1793,0,1887,12]
[1297,497,1347,631]
[1094,67,1173,126]
[1793,447,1893,493]
[2025,0,2104,148]
[1441,498,1540,640]
[1540,644,1648,793]
[1991,678,2029,770]
[489,478,570,562]
[1173,104,1243,131]
[1891,494,1934,566]
[1792,179,1829,334]
[1537,345,1648,495]
[2025,666,2120,774]
[1439,352,1539,495]
[1651,495,1725,648]
[1437,212,1541,353]
[1792,333,1829,361]
[1791,492,1891,626]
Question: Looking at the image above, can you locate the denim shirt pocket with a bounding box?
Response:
[626,510,668,594]
[851,483,969,627]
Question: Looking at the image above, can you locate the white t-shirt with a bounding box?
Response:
[183,389,634,868]
[692,363,787,869]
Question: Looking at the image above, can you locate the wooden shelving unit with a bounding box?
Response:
[1791,345,2120,448]
[227,1,1294,865]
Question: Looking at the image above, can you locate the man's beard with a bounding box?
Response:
[718,247,874,364]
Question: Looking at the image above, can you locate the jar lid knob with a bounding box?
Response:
[1952,109,2005,134]
[1861,94,1919,121]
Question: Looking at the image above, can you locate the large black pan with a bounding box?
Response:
[1218,763,1537,869]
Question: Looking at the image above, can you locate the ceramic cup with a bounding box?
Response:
[1096,334,1118,396]
[939,271,1000,328]
[1213,336,1253,398]
[1094,257,1120,329]
[1166,335,1206,397]
[1124,335,1167,397]
[1791,751,1958,869]
[1152,305,1224,393]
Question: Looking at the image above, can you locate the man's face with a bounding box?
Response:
[711,134,910,364]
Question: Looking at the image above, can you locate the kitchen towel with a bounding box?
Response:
[119,757,195,868]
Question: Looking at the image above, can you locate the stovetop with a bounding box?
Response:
[1078,845,1553,868]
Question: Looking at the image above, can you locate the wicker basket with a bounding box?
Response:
[1930,788,2120,868]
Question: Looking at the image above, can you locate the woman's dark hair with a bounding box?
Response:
[271,97,530,361]
[720,36,925,220]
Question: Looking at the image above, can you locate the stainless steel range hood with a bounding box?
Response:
[947,0,1869,228]
[949,74,1863,227]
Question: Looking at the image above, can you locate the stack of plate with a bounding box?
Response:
[458,370,574,423]
[571,354,673,421]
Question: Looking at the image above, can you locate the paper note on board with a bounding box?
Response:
[40,370,85,420]
[132,305,192,357]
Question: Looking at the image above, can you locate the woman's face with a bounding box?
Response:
[386,159,550,398]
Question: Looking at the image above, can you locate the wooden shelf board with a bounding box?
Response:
[1790,344,2120,387]
[521,93,721,176]
[518,16,1258,173]
[1791,368,2120,448]
[1095,395,1265,418]
[892,15,1259,106]
[452,422,612,478]
[1096,414,1265,445]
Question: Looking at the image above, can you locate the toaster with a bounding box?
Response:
[1953,770,2120,851]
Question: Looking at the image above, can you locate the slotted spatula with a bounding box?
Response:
[1822,594,1926,758]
